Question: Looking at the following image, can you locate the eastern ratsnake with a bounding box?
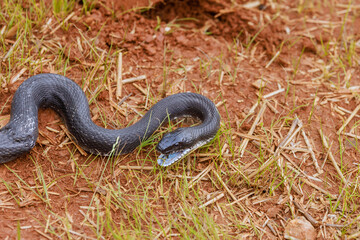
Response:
[0,74,220,166]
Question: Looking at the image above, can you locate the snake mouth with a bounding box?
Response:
[157,138,212,166]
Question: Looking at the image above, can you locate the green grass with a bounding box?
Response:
[0,0,359,239]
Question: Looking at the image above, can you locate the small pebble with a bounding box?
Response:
[284,217,316,240]
[252,79,266,89]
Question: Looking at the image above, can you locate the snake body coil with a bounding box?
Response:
[0,74,220,166]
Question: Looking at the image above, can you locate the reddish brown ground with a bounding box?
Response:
[0,0,359,239]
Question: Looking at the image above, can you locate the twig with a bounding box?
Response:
[50,12,75,34]
[334,173,352,210]
[212,170,246,212]
[84,51,105,91]
[239,101,267,156]
[2,32,23,60]
[107,76,114,111]
[263,88,284,99]
[300,178,337,199]
[349,231,360,239]
[294,201,346,228]
[265,50,280,68]
[344,132,360,140]
[59,125,87,156]
[122,75,146,84]
[116,52,123,99]
[118,93,133,106]
[116,165,154,170]
[188,163,213,188]
[337,104,360,134]
[226,192,254,206]
[337,106,360,118]
[293,201,319,226]
[199,192,225,208]
[319,129,346,183]
[301,129,322,174]
[109,100,126,116]
[248,117,301,179]
[10,68,27,83]
[34,229,53,240]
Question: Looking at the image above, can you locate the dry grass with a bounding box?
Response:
[0,0,359,239]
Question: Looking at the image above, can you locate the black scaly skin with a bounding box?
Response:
[0,73,220,164]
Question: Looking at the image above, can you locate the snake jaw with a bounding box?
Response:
[156,138,212,167]
[157,152,185,167]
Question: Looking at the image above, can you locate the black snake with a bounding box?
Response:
[0,74,220,166]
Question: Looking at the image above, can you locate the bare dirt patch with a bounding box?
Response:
[0,0,359,239]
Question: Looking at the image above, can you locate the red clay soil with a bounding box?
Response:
[0,0,359,239]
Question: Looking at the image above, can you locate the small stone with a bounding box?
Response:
[284,217,316,240]
[252,79,266,89]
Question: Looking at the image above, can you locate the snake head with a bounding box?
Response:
[156,128,192,155]
[0,126,36,163]
[156,128,192,167]
[156,128,211,167]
